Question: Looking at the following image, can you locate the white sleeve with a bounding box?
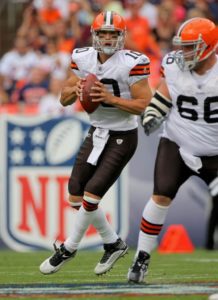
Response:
[0,53,13,76]
[128,54,150,86]
[70,49,87,78]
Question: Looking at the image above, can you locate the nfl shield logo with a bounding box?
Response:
[0,115,129,251]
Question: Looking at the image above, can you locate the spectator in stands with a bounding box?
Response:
[207,0,218,23]
[2,0,217,112]
[191,0,214,20]
[33,0,70,20]
[39,75,74,115]
[0,81,9,104]
[140,0,158,29]
[37,0,63,38]
[94,0,125,15]
[153,0,182,56]
[38,0,62,24]
[124,0,161,87]
[17,4,46,53]
[37,38,70,76]
[17,3,40,36]
[0,73,7,104]
[186,7,208,19]
[54,20,76,53]
[124,0,158,29]
[125,0,160,56]
[13,67,49,108]
[68,0,93,48]
[0,37,39,98]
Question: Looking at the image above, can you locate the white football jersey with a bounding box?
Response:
[71,47,150,131]
[162,52,218,156]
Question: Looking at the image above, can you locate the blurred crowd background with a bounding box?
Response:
[0,0,218,116]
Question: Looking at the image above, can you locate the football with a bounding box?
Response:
[45,119,82,164]
[80,73,100,114]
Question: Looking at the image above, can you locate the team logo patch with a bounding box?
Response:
[116,139,123,145]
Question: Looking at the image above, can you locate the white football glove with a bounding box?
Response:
[209,176,218,197]
[141,91,172,136]
[141,112,165,136]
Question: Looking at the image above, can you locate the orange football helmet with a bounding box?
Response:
[173,18,218,71]
[91,11,126,55]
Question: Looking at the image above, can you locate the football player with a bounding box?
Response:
[128,17,218,283]
[39,11,152,276]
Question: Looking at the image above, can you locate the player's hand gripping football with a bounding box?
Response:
[90,81,114,105]
[75,78,85,101]
[141,110,165,136]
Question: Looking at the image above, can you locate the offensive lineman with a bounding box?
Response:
[128,17,218,283]
[40,11,152,276]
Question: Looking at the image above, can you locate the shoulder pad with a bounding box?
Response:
[71,47,95,74]
[161,51,179,78]
[121,50,150,68]
[162,51,176,69]
[72,47,95,61]
[161,51,180,81]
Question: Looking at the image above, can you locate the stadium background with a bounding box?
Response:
[0,0,217,251]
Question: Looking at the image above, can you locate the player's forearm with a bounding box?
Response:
[110,96,148,115]
[60,86,77,106]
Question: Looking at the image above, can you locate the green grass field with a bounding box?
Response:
[0,248,218,300]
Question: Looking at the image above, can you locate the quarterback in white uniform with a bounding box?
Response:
[128,17,218,283]
[71,46,150,131]
[40,11,152,277]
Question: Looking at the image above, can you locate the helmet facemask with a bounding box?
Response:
[92,29,125,55]
[173,35,208,71]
